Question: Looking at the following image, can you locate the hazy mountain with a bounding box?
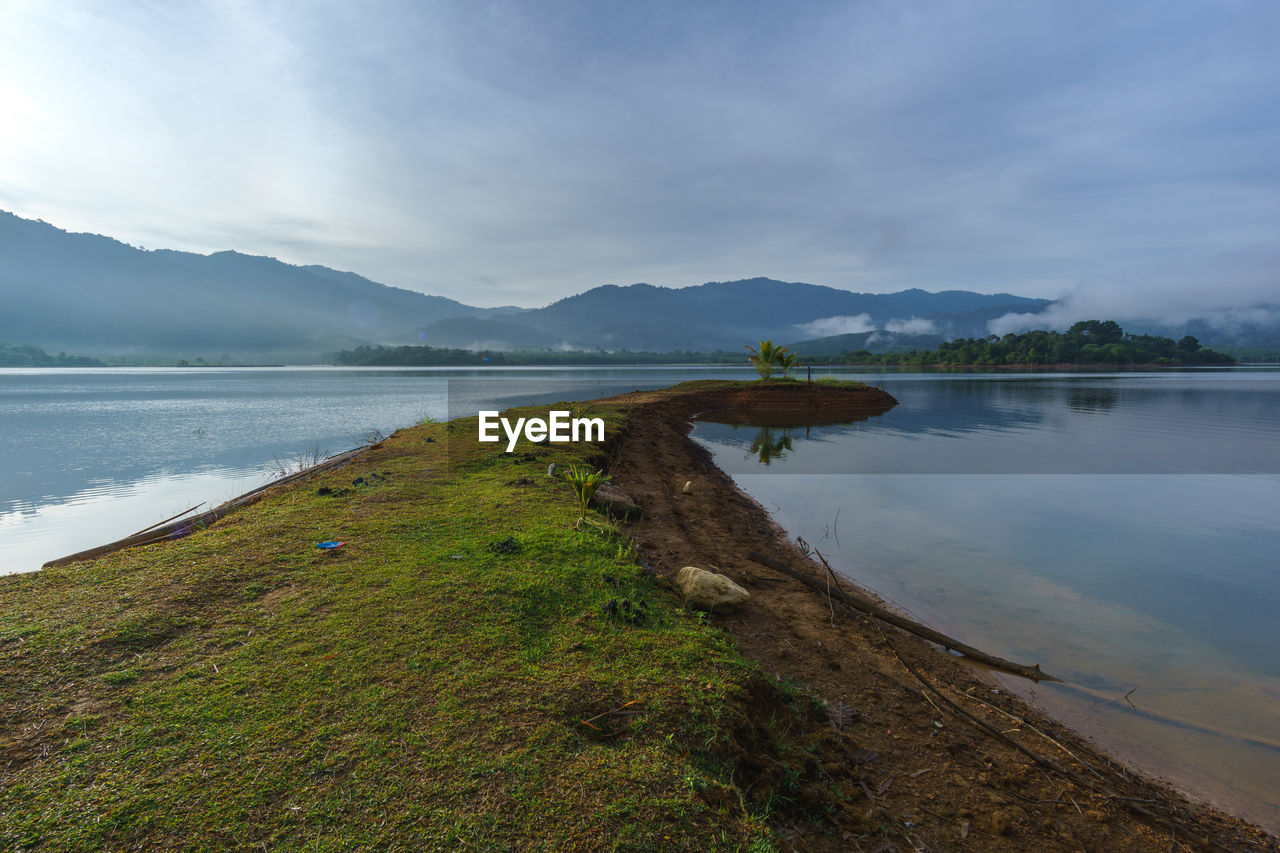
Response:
[0,211,489,361]
[783,331,947,355]
[7,210,1278,360]
[420,278,1050,351]
[0,212,1053,358]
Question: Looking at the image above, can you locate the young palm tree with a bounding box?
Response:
[745,339,785,379]
[563,464,612,528]
[776,350,801,378]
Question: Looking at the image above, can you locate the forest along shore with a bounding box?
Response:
[0,380,1274,851]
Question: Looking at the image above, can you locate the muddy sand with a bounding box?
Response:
[601,381,1276,852]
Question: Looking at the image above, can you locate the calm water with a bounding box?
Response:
[0,365,754,573]
[691,368,1280,832]
[3,365,1278,829]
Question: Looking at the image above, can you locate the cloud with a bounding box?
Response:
[1,2,1278,308]
[884,317,937,334]
[795,314,876,338]
[988,247,1280,334]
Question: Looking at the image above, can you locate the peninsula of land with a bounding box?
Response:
[0,381,1273,851]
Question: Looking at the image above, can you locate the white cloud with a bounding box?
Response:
[884,317,937,334]
[1,2,1278,308]
[987,247,1280,334]
[795,314,877,338]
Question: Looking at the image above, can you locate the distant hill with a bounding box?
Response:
[7,210,1280,360]
[784,330,947,355]
[0,211,492,361]
[420,278,1050,351]
[0,212,1053,359]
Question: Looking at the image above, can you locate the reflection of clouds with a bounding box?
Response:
[0,466,271,575]
[696,374,1280,474]
[0,369,452,508]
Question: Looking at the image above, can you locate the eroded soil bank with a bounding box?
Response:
[601,381,1277,852]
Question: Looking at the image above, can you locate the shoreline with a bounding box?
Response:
[600,380,1277,849]
[3,379,1275,849]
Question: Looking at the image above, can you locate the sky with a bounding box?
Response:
[1,0,1278,322]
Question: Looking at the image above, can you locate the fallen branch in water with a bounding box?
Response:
[747,549,1059,683]
[869,615,1228,853]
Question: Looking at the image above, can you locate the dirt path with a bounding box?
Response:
[602,383,1276,852]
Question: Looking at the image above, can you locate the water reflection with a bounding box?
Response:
[1066,386,1119,411]
[748,427,795,465]
[0,365,761,572]
[691,369,1280,832]
[697,373,1280,473]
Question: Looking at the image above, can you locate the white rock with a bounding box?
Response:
[676,566,750,611]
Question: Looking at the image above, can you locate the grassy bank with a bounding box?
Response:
[0,396,831,851]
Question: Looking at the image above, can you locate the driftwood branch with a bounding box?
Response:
[747,549,1059,683]
[44,446,369,568]
[869,617,1227,853]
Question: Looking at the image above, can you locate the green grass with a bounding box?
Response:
[669,377,868,392]
[0,393,832,851]
[811,377,869,390]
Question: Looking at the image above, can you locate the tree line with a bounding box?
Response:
[329,321,1234,368]
[0,342,103,367]
[329,344,745,366]
[818,321,1234,366]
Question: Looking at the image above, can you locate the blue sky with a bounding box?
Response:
[1,0,1277,322]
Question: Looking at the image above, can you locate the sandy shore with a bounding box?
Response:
[601,381,1276,851]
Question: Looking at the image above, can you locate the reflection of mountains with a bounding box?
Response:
[697,375,1280,474]
[693,381,1058,455]
[696,377,1271,444]
[868,377,1280,435]
[862,380,1055,436]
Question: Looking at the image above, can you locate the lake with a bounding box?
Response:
[3,365,1278,830]
[691,368,1280,832]
[0,365,756,573]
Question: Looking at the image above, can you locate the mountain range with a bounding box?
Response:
[4,210,1273,361]
[0,211,1051,360]
[0,211,519,361]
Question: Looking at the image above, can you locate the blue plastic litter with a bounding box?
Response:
[316,541,345,550]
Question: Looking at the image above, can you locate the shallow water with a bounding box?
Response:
[0,365,754,572]
[691,368,1280,832]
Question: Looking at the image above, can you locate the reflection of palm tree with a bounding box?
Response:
[748,426,795,465]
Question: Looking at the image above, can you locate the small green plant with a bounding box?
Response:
[563,464,611,528]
